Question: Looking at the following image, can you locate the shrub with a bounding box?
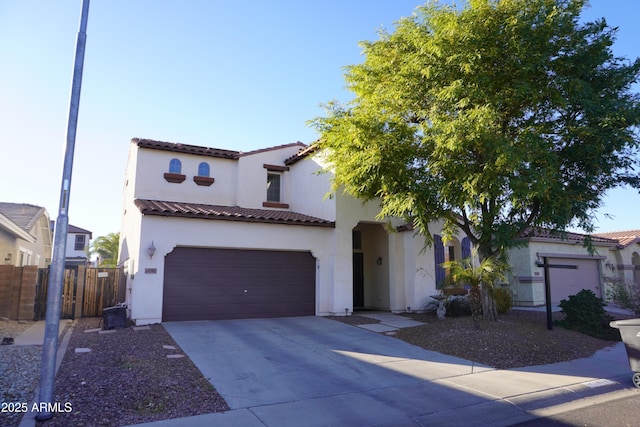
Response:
[556,289,617,340]
[493,287,513,314]
[607,281,640,317]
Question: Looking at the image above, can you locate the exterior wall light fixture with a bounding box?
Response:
[148,241,156,259]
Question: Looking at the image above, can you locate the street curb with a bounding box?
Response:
[526,386,640,419]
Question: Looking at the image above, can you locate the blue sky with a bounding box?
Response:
[1,0,638,240]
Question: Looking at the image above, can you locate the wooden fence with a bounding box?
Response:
[0,265,38,321]
[81,268,125,317]
[34,267,79,320]
[0,265,125,321]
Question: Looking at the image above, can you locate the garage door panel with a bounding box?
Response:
[163,247,315,321]
[548,257,600,303]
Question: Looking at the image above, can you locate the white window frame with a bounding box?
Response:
[18,248,32,266]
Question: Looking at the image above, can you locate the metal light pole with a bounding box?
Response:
[36,0,90,421]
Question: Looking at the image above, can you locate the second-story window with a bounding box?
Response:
[169,158,182,174]
[266,173,281,202]
[198,162,210,177]
[75,234,86,251]
[165,158,186,183]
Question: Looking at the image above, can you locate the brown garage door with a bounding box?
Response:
[163,247,316,321]
[548,257,601,303]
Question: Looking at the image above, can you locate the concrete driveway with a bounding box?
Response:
[161,316,524,426]
[130,316,634,427]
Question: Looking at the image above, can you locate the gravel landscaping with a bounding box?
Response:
[0,308,631,427]
[0,320,42,427]
[330,309,628,369]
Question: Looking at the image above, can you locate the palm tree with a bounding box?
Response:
[442,250,509,329]
[90,232,120,267]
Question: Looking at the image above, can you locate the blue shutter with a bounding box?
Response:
[434,235,446,288]
[462,237,471,260]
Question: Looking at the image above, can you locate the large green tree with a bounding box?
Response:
[312,0,640,260]
[90,232,120,268]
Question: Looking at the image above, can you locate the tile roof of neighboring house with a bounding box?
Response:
[68,225,93,237]
[521,227,619,245]
[134,199,335,228]
[594,230,640,248]
[0,202,46,232]
[134,138,308,162]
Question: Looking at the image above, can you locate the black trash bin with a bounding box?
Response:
[610,319,640,388]
[103,305,127,330]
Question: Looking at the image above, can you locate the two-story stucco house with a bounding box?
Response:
[64,224,92,266]
[119,138,470,325]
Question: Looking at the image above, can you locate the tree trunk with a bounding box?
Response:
[469,287,482,329]
[476,245,500,322]
[481,287,498,321]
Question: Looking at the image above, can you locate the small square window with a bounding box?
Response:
[75,235,86,251]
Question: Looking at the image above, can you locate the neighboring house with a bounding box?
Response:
[0,202,52,267]
[506,228,640,306]
[119,138,470,325]
[506,229,619,306]
[64,224,92,266]
[595,230,640,287]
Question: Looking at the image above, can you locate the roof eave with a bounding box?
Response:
[0,214,36,242]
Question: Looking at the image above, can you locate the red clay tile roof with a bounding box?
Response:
[285,143,320,165]
[134,138,240,159]
[241,142,307,157]
[521,227,619,245]
[134,138,308,162]
[594,230,640,248]
[134,199,335,228]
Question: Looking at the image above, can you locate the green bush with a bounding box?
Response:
[493,287,513,314]
[556,289,618,340]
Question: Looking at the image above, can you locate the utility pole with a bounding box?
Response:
[36,0,90,421]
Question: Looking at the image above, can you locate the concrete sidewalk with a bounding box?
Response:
[12,319,72,346]
[125,315,639,427]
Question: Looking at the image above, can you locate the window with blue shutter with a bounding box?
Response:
[462,237,471,260]
[434,234,446,288]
